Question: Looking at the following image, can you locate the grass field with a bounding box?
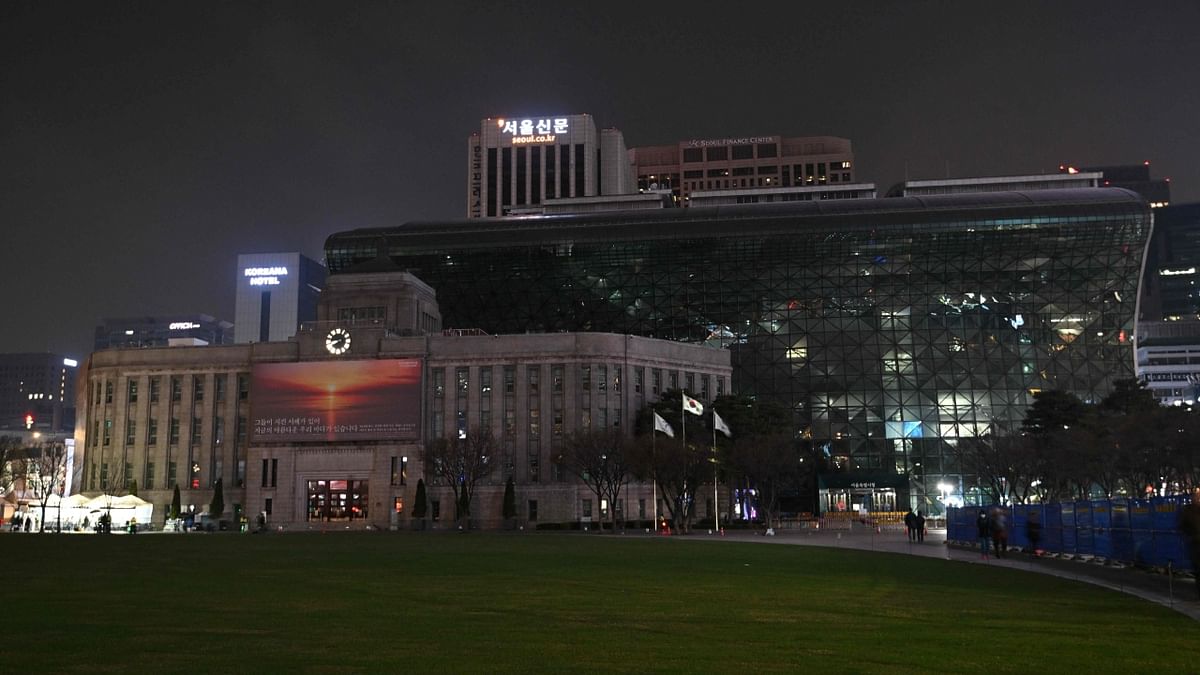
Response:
[7,532,1200,673]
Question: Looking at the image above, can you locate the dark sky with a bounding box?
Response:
[3,1,1198,359]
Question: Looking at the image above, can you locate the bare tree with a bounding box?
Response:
[27,441,69,532]
[423,426,496,528]
[627,434,707,534]
[0,436,21,499]
[558,429,629,532]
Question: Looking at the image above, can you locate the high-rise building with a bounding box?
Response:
[466,114,633,218]
[326,188,1150,513]
[1059,161,1170,208]
[628,135,855,207]
[233,253,327,344]
[0,353,78,432]
[94,314,234,351]
[1136,203,1200,322]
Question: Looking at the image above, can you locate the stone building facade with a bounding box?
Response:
[74,270,729,529]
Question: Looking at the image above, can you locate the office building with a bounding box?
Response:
[326,188,1150,513]
[75,269,729,529]
[689,183,876,207]
[467,113,634,218]
[1135,321,1200,406]
[1060,161,1170,208]
[233,253,327,344]
[1137,203,1200,322]
[628,135,854,207]
[0,353,78,433]
[94,315,234,351]
[890,172,1102,197]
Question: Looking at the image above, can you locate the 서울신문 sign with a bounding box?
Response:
[497,117,569,144]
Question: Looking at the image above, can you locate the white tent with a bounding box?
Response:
[85,494,154,529]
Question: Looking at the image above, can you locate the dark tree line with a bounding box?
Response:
[960,379,1200,504]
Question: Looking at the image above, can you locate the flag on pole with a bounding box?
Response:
[653,412,675,438]
[682,393,704,416]
[713,411,732,437]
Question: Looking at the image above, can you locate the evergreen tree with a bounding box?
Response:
[170,484,181,519]
[209,478,225,517]
[502,476,517,520]
[412,479,428,519]
[128,479,138,497]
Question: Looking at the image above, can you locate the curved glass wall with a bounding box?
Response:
[326,190,1151,512]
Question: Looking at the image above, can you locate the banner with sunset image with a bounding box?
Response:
[251,359,421,442]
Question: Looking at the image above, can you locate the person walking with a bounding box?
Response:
[904,509,917,542]
[977,509,992,559]
[1181,487,1200,599]
[1026,510,1042,556]
[915,511,926,543]
[990,507,1009,558]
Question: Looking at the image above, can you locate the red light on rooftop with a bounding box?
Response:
[1143,160,1150,166]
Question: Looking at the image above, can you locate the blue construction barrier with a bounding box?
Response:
[1075,501,1094,556]
[1043,504,1063,552]
[947,494,1195,570]
[1092,500,1112,559]
[1060,502,1077,553]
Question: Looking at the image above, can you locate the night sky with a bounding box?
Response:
[3,2,1198,359]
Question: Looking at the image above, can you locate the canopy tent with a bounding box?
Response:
[85,494,154,527]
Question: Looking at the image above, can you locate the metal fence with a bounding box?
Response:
[947,497,1194,572]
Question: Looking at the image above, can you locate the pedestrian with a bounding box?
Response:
[915,511,926,543]
[904,509,917,542]
[990,507,1009,558]
[1180,487,1200,599]
[1026,510,1042,556]
[977,509,992,559]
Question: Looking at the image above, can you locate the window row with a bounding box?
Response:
[92,373,249,406]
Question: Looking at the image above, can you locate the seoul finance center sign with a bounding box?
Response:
[497,117,569,144]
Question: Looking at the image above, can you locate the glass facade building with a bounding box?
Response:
[325,189,1151,511]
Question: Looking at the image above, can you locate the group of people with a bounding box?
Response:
[903,509,926,542]
[976,507,1010,558]
[974,507,1045,559]
[7,514,34,532]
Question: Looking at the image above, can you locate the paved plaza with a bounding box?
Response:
[688,526,1200,621]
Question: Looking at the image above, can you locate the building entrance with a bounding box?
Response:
[306,479,369,521]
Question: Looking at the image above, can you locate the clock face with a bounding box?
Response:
[325,327,351,355]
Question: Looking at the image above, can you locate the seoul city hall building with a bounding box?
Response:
[325,188,1151,513]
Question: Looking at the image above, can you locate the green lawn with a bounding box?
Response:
[8,532,1199,673]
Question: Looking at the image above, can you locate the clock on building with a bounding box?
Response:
[325,327,351,355]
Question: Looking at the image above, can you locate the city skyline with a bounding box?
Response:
[3,2,1199,357]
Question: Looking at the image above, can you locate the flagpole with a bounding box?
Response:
[713,412,720,532]
[681,397,686,530]
[652,427,658,532]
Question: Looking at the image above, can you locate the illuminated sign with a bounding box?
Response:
[469,142,482,218]
[169,322,201,330]
[244,266,289,286]
[1161,267,1195,276]
[497,117,568,144]
[683,136,776,148]
[62,358,78,367]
